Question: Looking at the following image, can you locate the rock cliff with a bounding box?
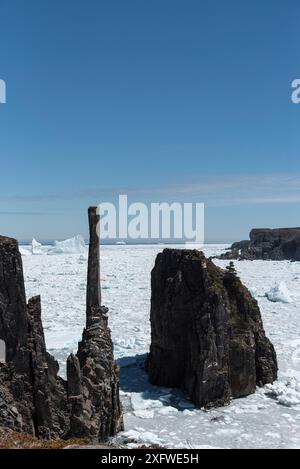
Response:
[220,228,300,261]
[0,235,64,438]
[147,249,278,408]
[0,207,123,441]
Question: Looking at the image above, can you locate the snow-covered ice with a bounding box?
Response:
[47,235,87,255]
[19,246,32,256]
[265,281,292,304]
[21,244,300,449]
[31,238,46,255]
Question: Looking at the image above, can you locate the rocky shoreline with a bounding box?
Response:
[219,228,300,261]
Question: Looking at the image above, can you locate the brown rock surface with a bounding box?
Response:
[147,248,278,408]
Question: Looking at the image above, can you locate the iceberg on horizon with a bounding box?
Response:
[47,235,87,255]
[31,238,45,255]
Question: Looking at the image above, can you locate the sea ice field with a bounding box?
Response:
[21,240,300,449]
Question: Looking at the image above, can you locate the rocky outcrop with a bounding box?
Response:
[67,207,123,440]
[67,308,122,440]
[0,235,65,438]
[147,249,278,408]
[220,228,300,261]
[0,236,29,372]
[27,295,68,439]
[0,207,123,441]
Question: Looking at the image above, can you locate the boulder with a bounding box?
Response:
[147,249,278,408]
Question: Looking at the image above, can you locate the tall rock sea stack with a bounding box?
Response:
[86,206,102,312]
[67,206,123,440]
[147,249,278,408]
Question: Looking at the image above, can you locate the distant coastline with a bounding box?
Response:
[18,239,233,246]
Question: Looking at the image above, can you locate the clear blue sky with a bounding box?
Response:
[0,0,299,242]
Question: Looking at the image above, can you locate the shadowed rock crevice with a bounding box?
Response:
[147,249,278,408]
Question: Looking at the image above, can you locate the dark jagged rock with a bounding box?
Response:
[220,228,300,261]
[0,208,123,442]
[67,306,123,440]
[27,296,69,439]
[0,236,29,372]
[147,249,278,408]
[67,206,123,441]
[0,236,66,437]
[222,240,250,260]
[0,236,36,435]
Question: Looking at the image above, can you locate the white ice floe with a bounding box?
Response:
[265,377,300,407]
[47,235,87,255]
[78,254,88,263]
[19,246,32,256]
[133,410,155,419]
[265,281,292,303]
[158,406,178,415]
[31,238,46,255]
[191,445,224,449]
[215,428,240,436]
[120,429,164,446]
[248,287,258,297]
[131,392,163,411]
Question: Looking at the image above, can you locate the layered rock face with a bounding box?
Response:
[147,249,278,408]
[220,228,300,261]
[0,208,123,441]
[27,296,68,439]
[67,308,122,440]
[0,236,66,438]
